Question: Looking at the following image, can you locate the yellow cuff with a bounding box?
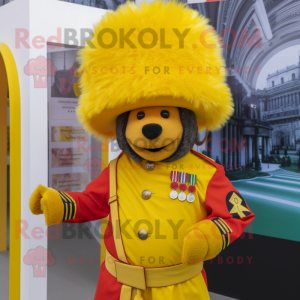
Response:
[182,219,231,265]
[41,189,65,226]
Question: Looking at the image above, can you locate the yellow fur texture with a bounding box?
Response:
[29,184,64,226]
[77,0,233,139]
[182,220,223,265]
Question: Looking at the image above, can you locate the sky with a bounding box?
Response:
[256,45,300,90]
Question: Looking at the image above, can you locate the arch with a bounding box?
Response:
[0,43,21,300]
[251,39,300,89]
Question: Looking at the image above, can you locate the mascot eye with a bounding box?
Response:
[137,111,145,120]
[161,110,169,119]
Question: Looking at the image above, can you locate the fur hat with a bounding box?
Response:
[77,0,233,139]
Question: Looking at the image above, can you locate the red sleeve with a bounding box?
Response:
[204,165,255,245]
[62,166,110,223]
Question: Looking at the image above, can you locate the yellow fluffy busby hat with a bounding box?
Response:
[77,0,233,139]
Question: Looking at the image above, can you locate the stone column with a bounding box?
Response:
[255,134,262,170]
[262,137,267,160]
[237,127,242,169]
[207,132,213,158]
[269,135,273,152]
[248,135,253,165]
[228,123,233,170]
[259,99,264,120]
[223,125,228,169]
[233,125,237,169]
[266,137,269,157]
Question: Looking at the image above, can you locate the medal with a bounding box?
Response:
[169,171,179,199]
[187,174,197,203]
[178,172,188,201]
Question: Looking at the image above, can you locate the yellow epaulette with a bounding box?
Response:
[191,149,215,162]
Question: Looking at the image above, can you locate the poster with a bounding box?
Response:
[47,47,103,191]
[51,126,88,142]
[51,148,88,168]
[52,172,89,191]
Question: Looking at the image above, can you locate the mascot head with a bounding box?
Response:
[77,0,233,162]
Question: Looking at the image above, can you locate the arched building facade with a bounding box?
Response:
[195,0,300,170]
[256,56,300,150]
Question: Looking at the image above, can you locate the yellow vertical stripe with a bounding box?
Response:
[63,193,76,220]
[218,218,232,233]
[0,50,8,252]
[59,192,76,221]
[0,43,21,300]
[100,140,109,264]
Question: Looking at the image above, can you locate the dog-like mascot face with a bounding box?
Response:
[116,106,198,162]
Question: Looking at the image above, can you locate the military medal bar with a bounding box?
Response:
[187,174,197,203]
[169,171,179,200]
[178,172,188,201]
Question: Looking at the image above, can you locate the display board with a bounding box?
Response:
[187,1,300,299]
[47,45,106,220]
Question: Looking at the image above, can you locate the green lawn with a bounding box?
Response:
[280,165,300,173]
[226,169,270,181]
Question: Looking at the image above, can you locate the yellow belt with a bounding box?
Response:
[105,251,203,300]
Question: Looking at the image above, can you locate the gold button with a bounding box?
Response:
[138,229,148,240]
[144,161,155,171]
[142,189,151,200]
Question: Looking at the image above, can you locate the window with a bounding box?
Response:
[281,77,284,84]
[292,73,295,80]
[272,81,275,87]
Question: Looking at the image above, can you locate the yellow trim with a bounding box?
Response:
[120,285,132,300]
[115,261,146,290]
[106,251,203,289]
[100,140,109,264]
[0,49,8,252]
[218,218,233,233]
[0,43,21,300]
[59,192,76,222]
[109,156,128,263]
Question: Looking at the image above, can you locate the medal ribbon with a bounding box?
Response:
[188,174,197,186]
[188,173,197,194]
[179,172,188,184]
[170,171,179,182]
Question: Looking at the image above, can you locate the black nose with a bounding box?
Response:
[142,123,163,140]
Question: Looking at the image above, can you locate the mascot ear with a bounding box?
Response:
[195,131,209,146]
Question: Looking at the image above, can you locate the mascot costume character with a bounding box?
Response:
[29,1,255,299]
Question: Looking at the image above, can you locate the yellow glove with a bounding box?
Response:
[29,184,64,226]
[182,219,223,265]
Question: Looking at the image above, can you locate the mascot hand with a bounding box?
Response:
[29,184,64,226]
[182,220,223,265]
